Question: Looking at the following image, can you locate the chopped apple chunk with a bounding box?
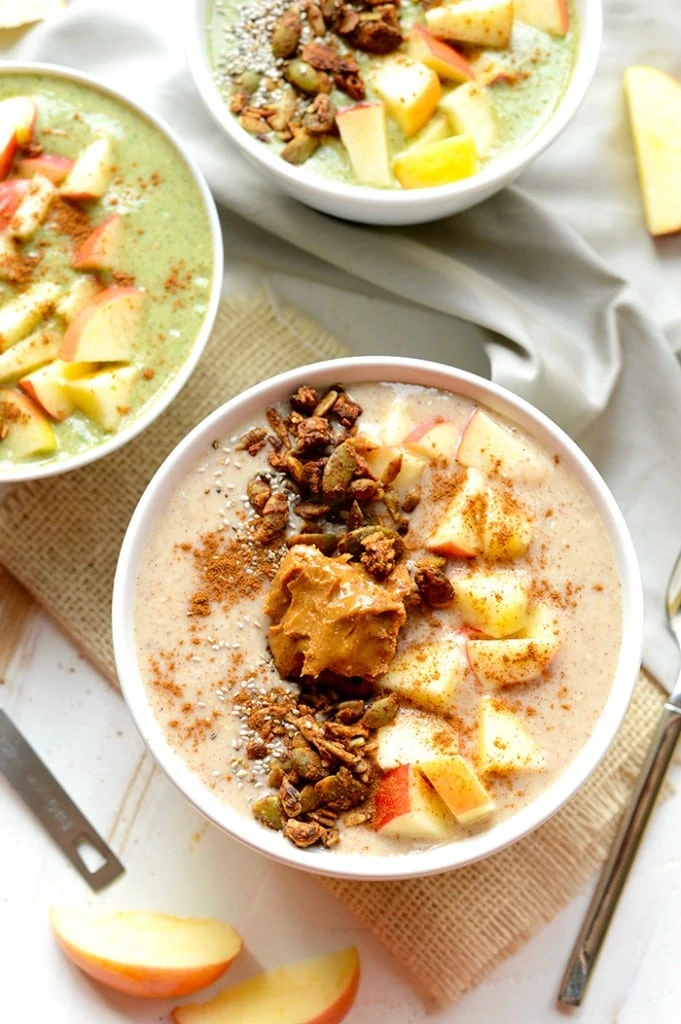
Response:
[0,96,37,179]
[457,407,549,482]
[407,25,477,83]
[426,466,487,558]
[407,113,451,151]
[467,636,559,688]
[403,419,459,460]
[17,153,74,184]
[375,763,452,840]
[66,364,138,431]
[9,173,56,239]
[362,444,426,497]
[0,232,21,281]
[20,360,76,421]
[336,102,393,188]
[380,636,469,713]
[59,285,145,362]
[0,328,61,383]
[0,281,60,351]
[60,135,115,201]
[55,275,102,323]
[452,570,529,637]
[426,0,514,48]
[0,178,30,229]
[482,486,532,560]
[478,695,545,773]
[72,213,123,270]
[514,0,569,37]
[439,82,496,158]
[372,56,442,137]
[376,707,459,770]
[0,386,56,458]
[421,753,495,824]
[393,133,478,188]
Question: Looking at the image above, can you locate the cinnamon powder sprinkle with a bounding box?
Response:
[187,530,284,617]
[48,197,92,247]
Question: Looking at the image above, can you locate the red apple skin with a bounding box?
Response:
[17,154,74,184]
[374,765,412,830]
[15,103,37,146]
[306,965,360,1024]
[59,285,145,361]
[52,930,239,999]
[0,178,30,228]
[18,378,63,421]
[410,25,476,80]
[402,417,448,444]
[0,137,17,180]
[72,214,122,270]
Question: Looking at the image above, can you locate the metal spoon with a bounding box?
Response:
[558,551,681,1007]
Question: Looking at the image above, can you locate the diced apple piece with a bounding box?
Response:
[407,25,477,84]
[0,232,21,281]
[336,102,392,188]
[467,637,558,688]
[17,152,74,184]
[439,82,496,158]
[426,0,514,48]
[0,328,61,383]
[0,177,29,229]
[376,707,458,771]
[60,135,115,201]
[50,907,243,1000]
[482,487,532,560]
[59,285,145,362]
[66,364,138,431]
[625,66,681,237]
[404,419,459,461]
[375,764,452,840]
[393,133,478,188]
[514,0,569,37]
[9,173,56,240]
[381,403,416,445]
[19,360,76,421]
[0,386,56,458]
[421,754,495,824]
[55,275,102,323]
[426,466,487,558]
[372,56,442,138]
[469,53,513,87]
[381,636,469,713]
[363,444,426,497]
[173,947,360,1024]
[72,213,123,271]
[478,696,545,773]
[0,281,60,351]
[519,601,559,641]
[407,113,451,150]
[452,570,529,637]
[0,96,37,179]
[457,408,548,482]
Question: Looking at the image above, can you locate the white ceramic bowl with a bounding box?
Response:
[0,62,223,484]
[113,356,643,880]
[187,0,601,225]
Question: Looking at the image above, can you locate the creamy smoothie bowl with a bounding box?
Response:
[0,64,222,483]
[188,0,601,223]
[113,358,642,880]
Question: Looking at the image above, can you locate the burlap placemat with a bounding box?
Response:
[0,289,665,1010]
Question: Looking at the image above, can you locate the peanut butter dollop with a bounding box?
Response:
[264,545,410,680]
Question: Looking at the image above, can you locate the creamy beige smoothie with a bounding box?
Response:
[134,381,622,854]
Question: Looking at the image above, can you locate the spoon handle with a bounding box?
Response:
[558,701,681,1007]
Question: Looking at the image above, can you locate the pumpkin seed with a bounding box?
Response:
[285,59,330,94]
[253,794,283,830]
[287,532,337,554]
[290,746,326,780]
[322,440,357,502]
[281,131,319,165]
[272,9,302,58]
[362,693,399,729]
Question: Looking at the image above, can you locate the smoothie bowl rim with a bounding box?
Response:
[185,0,602,223]
[112,355,644,881]
[0,60,224,484]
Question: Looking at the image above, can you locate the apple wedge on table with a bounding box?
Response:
[426,0,514,49]
[59,285,145,362]
[407,25,476,84]
[372,56,442,137]
[172,946,360,1024]
[0,280,60,351]
[0,95,37,179]
[336,103,392,188]
[50,907,243,999]
[625,65,681,237]
[60,134,115,201]
[0,386,56,457]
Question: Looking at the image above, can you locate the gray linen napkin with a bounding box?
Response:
[12,0,681,688]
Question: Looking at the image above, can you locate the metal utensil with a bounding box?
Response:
[558,549,681,1007]
[0,709,124,890]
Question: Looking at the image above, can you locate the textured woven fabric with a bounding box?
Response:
[0,291,664,1009]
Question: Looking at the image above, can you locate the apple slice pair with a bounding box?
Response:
[467,602,561,687]
[60,284,145,362]
[375,757,494,834]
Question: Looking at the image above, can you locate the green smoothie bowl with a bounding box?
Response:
[0,63,223,483]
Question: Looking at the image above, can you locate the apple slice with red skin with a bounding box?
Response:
[456,407,548,482]
[50,907,243,999]
[17,153,74,184]
[55,275,102,323]
[336,102,393,188]
[172,946,360,1024]
[0,386,56,457]
[0,327,61,383]
[0,280,60,351]
[421,753,495,824]
[426,466,488,558]
[0,178,29,229]
[0,96,37,179]
[403,418,459,461]
[59,285,145,362]
[514,0,569,36]
[426,0,514,48]
[60,135,115,201]
[375,763,452,840]
[9,173,56,240]
[20,359,77,421]
[72,213,123,270]
[407,25,476,84]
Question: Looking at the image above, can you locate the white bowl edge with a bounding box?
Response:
[186,0,603,225]
[112,356,643,881]
[0,61,224,484]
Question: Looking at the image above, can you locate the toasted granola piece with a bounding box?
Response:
[332,390,362,427]
[301,40,340,72]
[284,818,325,847]
[360,529,400,579]
[235,426,268,455]
[303,94,336,135]
[348,9,402,53]
[414,560,455,607]
[253,491,289,542]
[247,474,272,514]
[290,384,319,414]
[295,414,333,454]
[303,457,327,496]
